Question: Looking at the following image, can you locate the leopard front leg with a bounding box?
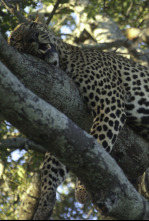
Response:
[33,153,68,220]
[75,92,126,203]
[90,108,126,152]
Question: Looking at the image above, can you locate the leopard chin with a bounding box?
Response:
[37,43,59,67]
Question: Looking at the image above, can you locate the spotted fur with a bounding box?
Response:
[8,21,149,219]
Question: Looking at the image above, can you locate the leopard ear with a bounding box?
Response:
[34,13,46,24]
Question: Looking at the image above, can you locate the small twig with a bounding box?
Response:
[56,190,66,200]
[103,0,106,13]
[138,19,145,29]
[16,2,19,11]
[0,161,5,179]
[1,0,27,23]
[85,207,94,219]
[82,39,149,65]
[54,14,68,32]
[46,0,61,25]
[126,1,133,16]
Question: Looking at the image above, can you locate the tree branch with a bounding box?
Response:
[0,137,45,153]
[46,0,61,25]
[1,0,27,22]
[1,31,149,189]
[82,38,149,64]
[0,61,149,219]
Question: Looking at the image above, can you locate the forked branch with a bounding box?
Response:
[1,0,27,22]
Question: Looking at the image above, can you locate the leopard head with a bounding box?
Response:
[8,22,59,66]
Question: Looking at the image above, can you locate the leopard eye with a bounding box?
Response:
[28,31,39,43]
[34,32,39,39]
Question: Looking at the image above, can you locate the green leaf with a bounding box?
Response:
[60,0,69,3]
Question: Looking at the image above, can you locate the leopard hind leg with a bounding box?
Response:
[33,152,68,220]
[75,178,90,204]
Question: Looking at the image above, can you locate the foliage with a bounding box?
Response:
[84,0,149,29]
[0,127,44,219]
[52,175,98,220]
[0,0,149,220]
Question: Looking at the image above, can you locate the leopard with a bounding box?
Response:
[8,21,149,220]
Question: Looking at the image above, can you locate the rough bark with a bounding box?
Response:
[112,126,149,187]
[1,60,149,220]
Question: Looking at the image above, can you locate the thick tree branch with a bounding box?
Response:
[1,32,149,187]
[0,61,149,219]
[1,31,149,218]
[112,125,149,187]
